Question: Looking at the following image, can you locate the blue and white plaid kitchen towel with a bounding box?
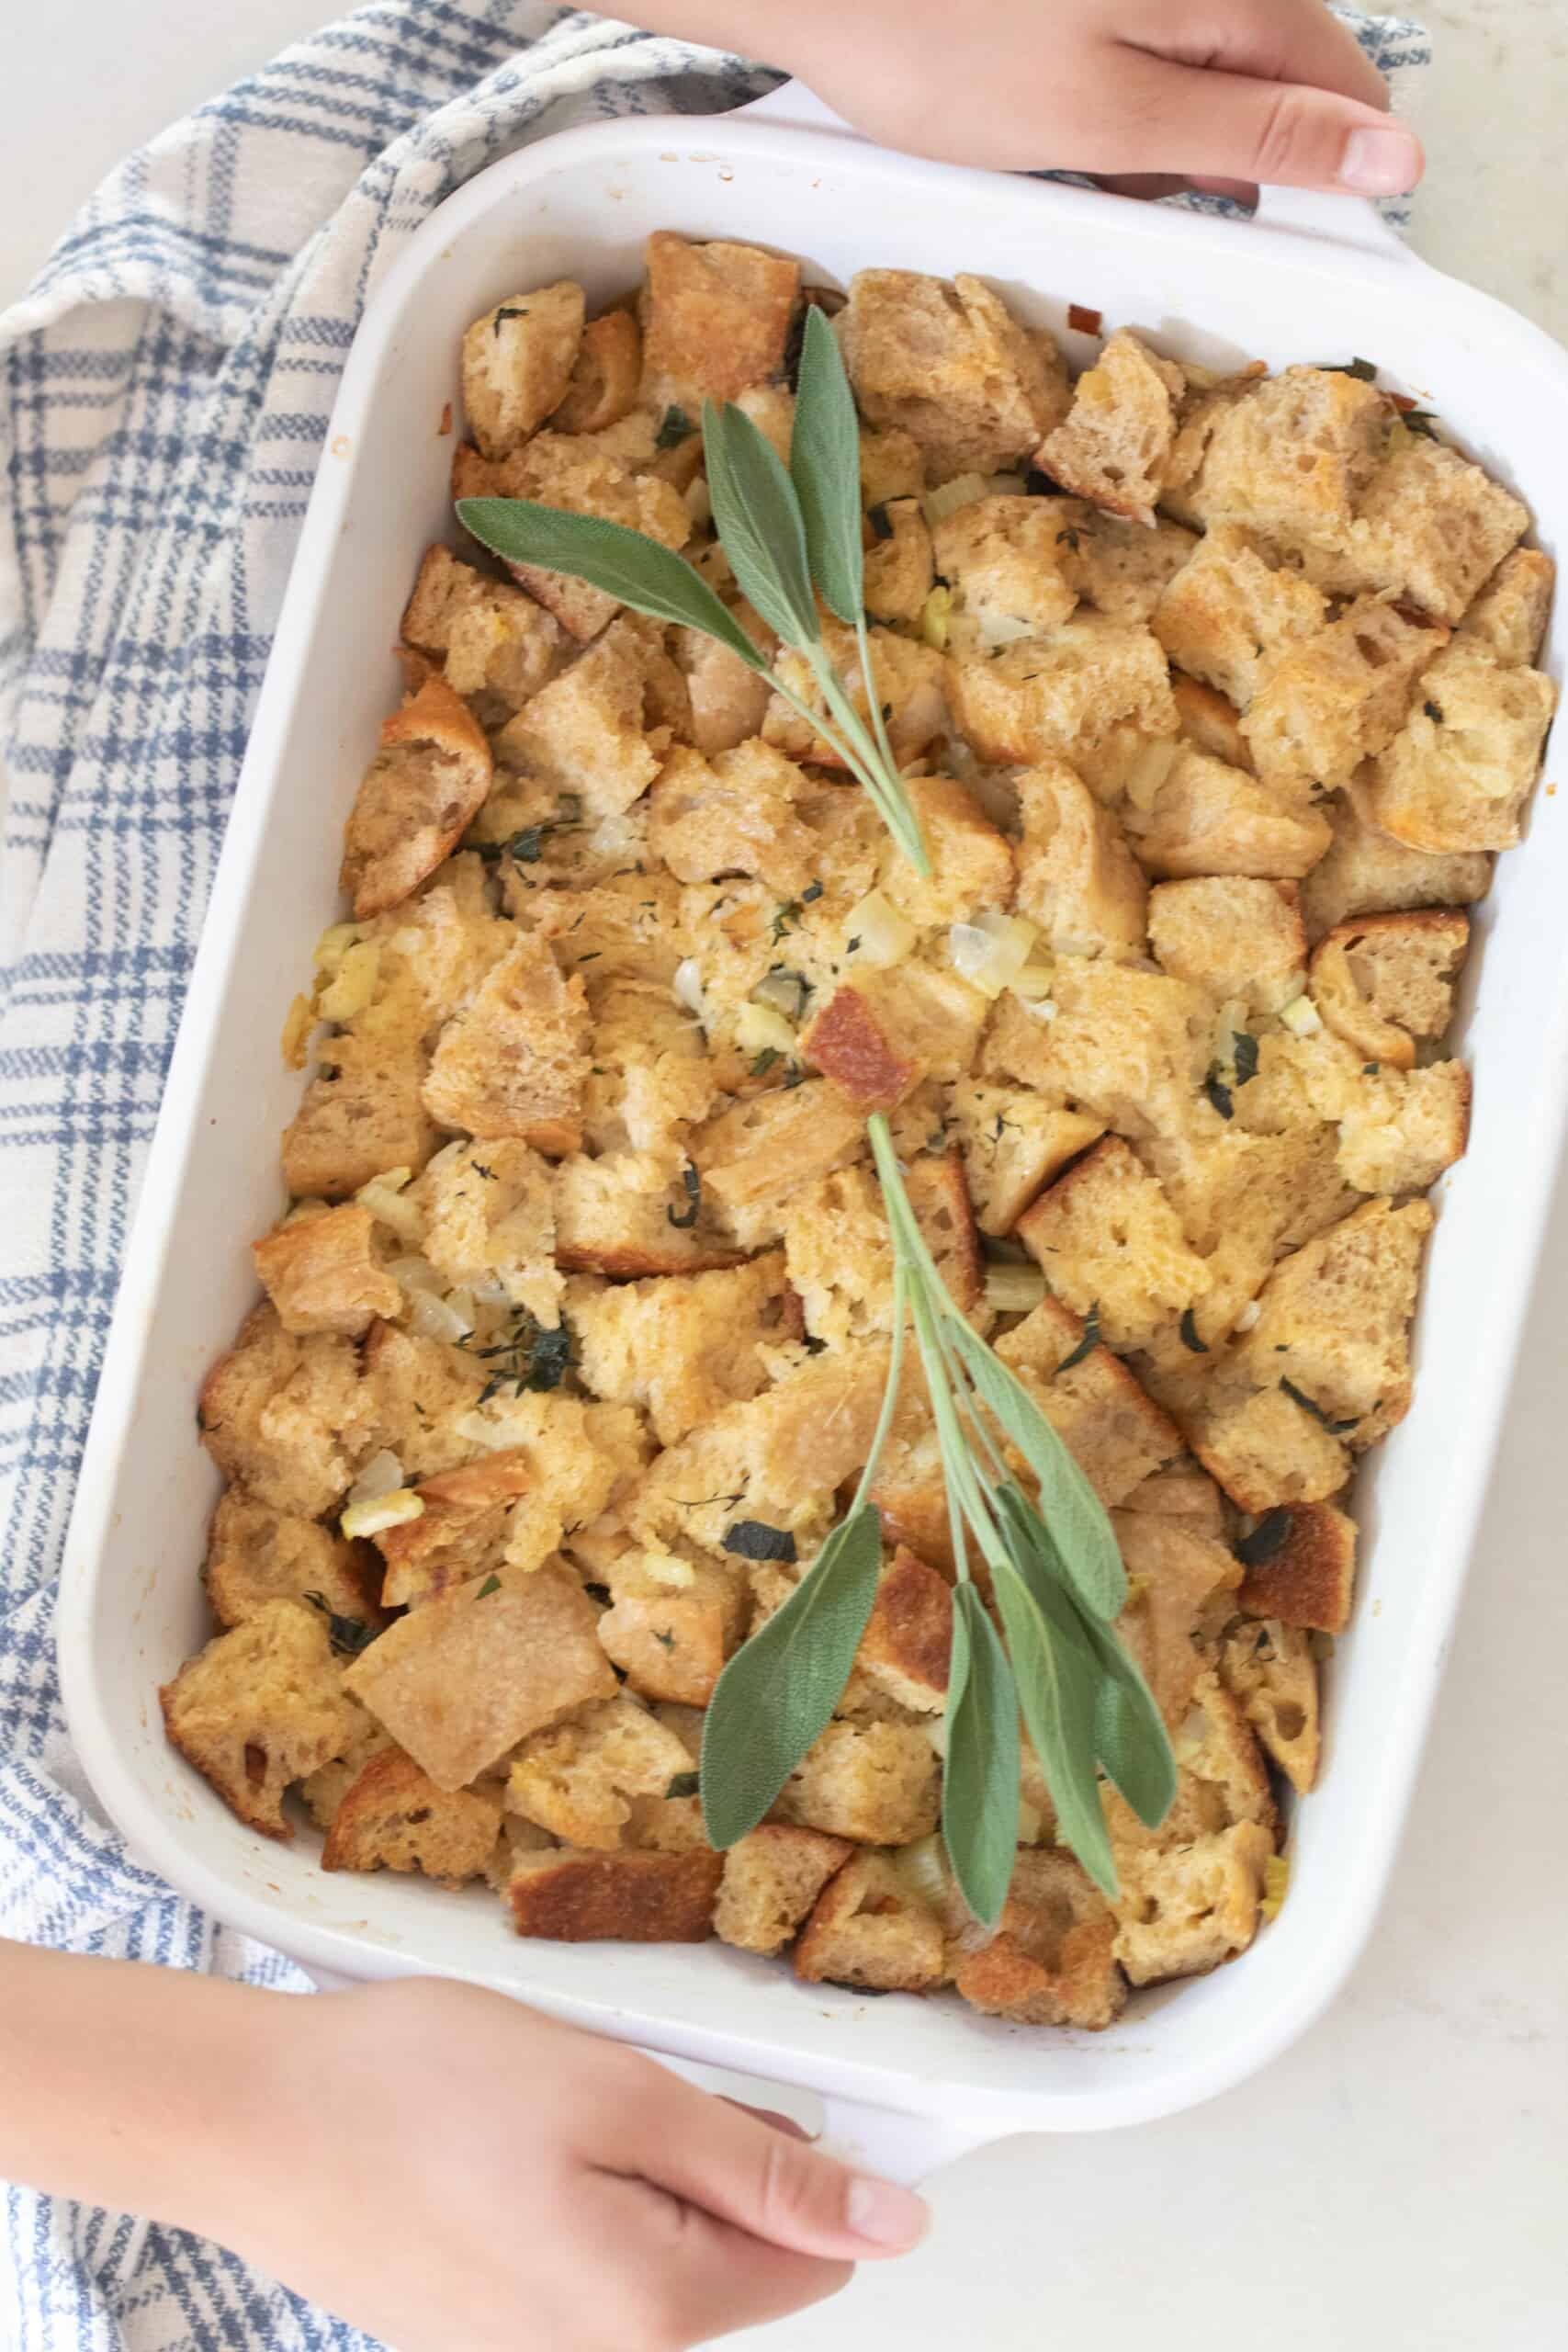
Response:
[0,6,1429,2345]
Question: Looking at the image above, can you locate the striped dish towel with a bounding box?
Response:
[0,7,1428,2346]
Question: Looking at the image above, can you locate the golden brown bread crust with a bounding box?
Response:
[321,1745,502,1882]
[714,1826,854,1956]
[202,1487,385,1634]
[548,309,642,435]
[339,673,493,922]
[506,1846,724,1941]
[953,1849,1126,2030]
[801,987,921,1114]
[856,1547,953,1711]
[251,1204,401,1340]
[641,232,800,407]
[1236,1500,1357,1633]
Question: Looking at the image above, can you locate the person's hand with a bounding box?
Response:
[637,0,1422,202]
[207,1976,927,2350]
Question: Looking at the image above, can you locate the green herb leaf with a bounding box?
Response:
[665,1770,701,1800]
[1317,356,1378,381]
[1280,1376,1359,1435]
[700,1503,884,1849]
[1233,1031,1260,1087]
[942,1582,1021,1928]
[1067,1590,1176,1833]
[750,1047,781,1078]
[701,398,821,653]
[656,403,695,448]
[1179,1306,1209,1355]
[1235,1507,1293,1567]
[1204,1069,1235,1120]
[456,498,766,673]
[476,1574,502,1599]
[791,303,865,628]
[666,1160,701,1230]
[722,1520,798,1565]
[1055,1305,1100,1373]
[991,1556,1116,1898]
[303,1591,377,1658]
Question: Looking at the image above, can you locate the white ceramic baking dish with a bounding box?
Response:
[58,83,1568,2188]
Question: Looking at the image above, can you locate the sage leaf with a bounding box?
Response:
[992,1556,1118,1897]
[942,1582,1021,1929]
[1066,1589,1176,1831]
[699,1502,883,1849]
[701,398,821,652]
[791,303,864,627]
[455,498,765,673]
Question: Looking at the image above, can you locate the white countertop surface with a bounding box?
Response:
[2,8,1565,2351]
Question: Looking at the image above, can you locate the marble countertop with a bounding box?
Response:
[1,9,1565,2351]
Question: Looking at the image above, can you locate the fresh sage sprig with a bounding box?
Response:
[456,303,929,872]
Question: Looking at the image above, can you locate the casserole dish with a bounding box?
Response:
[59,83,1568,2186]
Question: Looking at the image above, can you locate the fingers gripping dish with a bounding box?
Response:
[165,233,1556,2031]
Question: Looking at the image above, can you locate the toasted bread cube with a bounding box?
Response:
[1144,1122,1352,1359]
[946,1080,1104,1236]
[986,959,1207,1139]
[647,739,817,897]
[947,617,1176,767]
[1156,364,1268,526]
[764,622,947,770]
[1236,1501,1357,1634]
[282,1033,436,1203]
[878,773,1016,932]
[353,862,513,1047]
[321,1746,502,1883]
[1360,641,1557,853]
[455,1394,651,1581]
[161,1598,363,1838]
[953,1849,1125,2029]
[1125,746,1332,881]
[1457,546,1554,668]
[672,623,775,756]
[549,307,642,434]
[498,620,664,815]
[462,281,584,457]
[859,423,928,507]
[1241,598,1449,792]
[567,1254,791,1446]
[400,545,565,713]
[1189,366,1386,537]
[408,1136,560,1329]
[507,1695,695,1849]
[804,966,987,1113]
[1112,1820,1275,1985]
[841,269,1069,479]
[198,1304,378,1520]
[692,1080,866,1216]
[930,495,1076,640]
[596,1557,744,1708]
[780,1166,897,1351]
[1119,1460,1228,1539]
[855,1548,953,1713]
[1320,438,1530,625]
[299,1707,393,1830]
[908,1143,986,1319]
[794,1851,946,1991]
[1236,1196,1432,1443]
[1148,876,1307,1017]
[1168,1671,1276,1829]
[1036,329,1185,526]
[479,436,692,640]
[339,673,492,922]
[1052,499,1198,625]
[506,1845,723,1941]
[776,1721,941,1846]
[1337,1058,1470,1195]
[1152,523,1327,707]
[203,1487,383,1635]
[1173,1374,1350,1512]
[374,1450,533,1610]
[554,1148,749,1279]
[1112,1511,1240,1729]
[1014,759,1147,960]
[1309,910,1468,1070]
[1219,1615,1321,1792]
[346,1566,616,1791]
[1171,672,1255,770]
[1298,788,1491,944]
[715,1826,854,1956]
[360,1317,483,1478]
[1018,1136,1211,1352]
[641,232,800,407]
[863,496,935,626]
[423,933,588,1155]
[251,1204,400,1340]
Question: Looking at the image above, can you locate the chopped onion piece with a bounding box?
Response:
[736,1000,798,1057]
[1009,957,1057,1002]
[949,910,1037,999]
[1260,1852,1292,1921]
[341,1488,423,1542]
[684,477,713,529]
[920,471,989,526]
[345,1450,406,1509]
[409,1289,471,1345]
[894,1833,951,1908]
[316,939,380,1023]
[984,1262,1048,1314]
[672,957,707,1021]
[386,1254,444,1295]
[1020,996,1058,1023]
[355,1169,425,1244]
[1280,994,1323,1037]
[923,1716,949,1760]
[1123,736,1180,814]
[1235,1299,1262,1332]
[312,921,363,975]
[844,890,916,969]
[641,1551,696,1589]
[1017,1799,1045,1847]
[919,583,953,649]
[977,611,1039,651]
[750,969,810,1021]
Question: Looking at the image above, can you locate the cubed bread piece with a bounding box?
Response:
[408,1137,560,1329]
[946,1080,1104,1236]
[506,1845,723,1941]
[567,1253,791,1446]
[878,773,1015,931]
[251,1204,400,1340]
[715,1826,854,1956]
[1235,1196,1432,1443]
[1313,438,1530,626]
[1299,789,1491,944]
[803,966,987,1113]
[1052,499,1198,625]
[841,268,1069,478]
[1036,328,1185,525]
[953,1849,1126,2029]
[1112,1820,1275,1985]
[353,863,514,1046]
[1171,672,1255,770]
[930,495,1077,641]
[1152,522,1327,707]
[854,1548,953,1714]
[1123,746,1331,880]
[549,308,642,434]
[672,621,775,756]
[346,1566,616,1790]
[1241,598,1450,792]
[863,496,936,626]
[1167,1671,1276,1832]
[596,1552,747,1708]
[507,1694,695,1849]
[691,1080,867,1224]
[986,959,1208,1139]
[498,617,668,811]
[299,1707,393,1830]
[461,281,584,457]
[1309,910,1468,1069]
[374,1450,534,1610]
[1337,1058,1470,1194]
[775,1721,941,1845]
[647,739,817,898]
[339,673,492,922]
[1186,365,1387,537]
[764,622,947,770]
[1018,1136,1211,1352]
[1359,640,1557,853]
[282,1033,437,1203]
[947,617,1176,767]
[1456,546,1554,668]
[994,1296,1184,1505]
[400,544,565,713]
[859,423,928,507]
[794,1850,946,1992]
[907,1144,986,1318]
[423,934,588,1154]
[1014,760,1147,959]
[1118,1460,1228,1541]
[360,1318,483,1478]
[1235,1501,1358,1634]
[203,1488,383,1635]
[476,436,692,641]
[554,1148,749,1278]
[443,1394,650,1580]
[321,1745,502,1883]
[1147,877,1307,1016]
[1112,1510,1240,1729]
[161,1598,363,1838]
[1173,1374,1351,1511]
[641,231,800,407]
[198,1304,378,1519]
[1142,1122,1352,1360]
[1218,1614,1321,1792]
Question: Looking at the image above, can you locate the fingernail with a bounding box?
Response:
[846,2176,931,2250]
[1338,126,1421,195]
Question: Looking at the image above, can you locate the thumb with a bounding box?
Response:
[1099,52,1423,196]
